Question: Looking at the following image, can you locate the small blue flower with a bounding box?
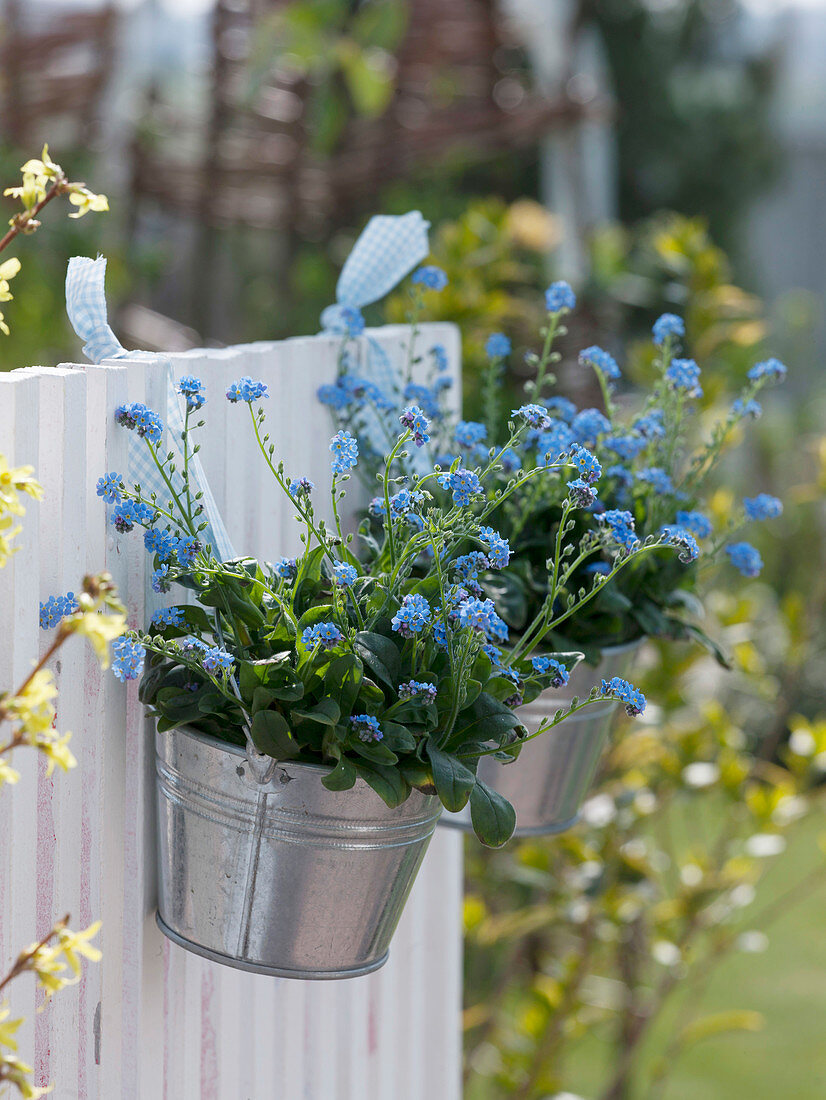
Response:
[457,597,509,642]
[579,345,620,381]
[636,467,674,495]
[275,557,298,581]
[112,636,145,682]
[39,592,78,630]
[567,478,598,508]
[144,528,178,563]
[437,468,483,507]
[633,410,665,440]
[411,265,448,291]
[572,408,612,445]
[486,333,511,358]
[289,477,315,499]
[350,714,383,742]
[676,510,712,539]
[569,444,602,485]
[605,435,647,461]
[96,472,122,504]
[330,430,359,474]
[115,402,163,445]
[455,420,487,449]
[732,397,762,420]
[531,655,569,688]
[226,377,269,403]
[652,313,685,346]
[111,499,155,534]
[666,358,702,397]
[453,552,489,582]
[512,403,552,430]
[544,396,578,422]
[726,541,763,577]
[150,606,185,630]
[317,382,350,410]
[536,420,576,464]
[478,526,510,569]
[301,621,344,649]
[430,344,449,371]
[545,281,576,313]
[598,509,639,552]
[399,406,430,447]
[744,494,783,522]
[368,497,387,518]
[389,488,426,517]
[659,525,700,563]
[403,383,440,419]
[152,566,171,594]
[178,375,205,411]
[333,562,358,587]
[398,680,438,704]
[392,593,432,638]
[747,358,787,383]
[202,645,235,675]
[601,676,646,716]
[499,447,522,474]
[176,536,200,566]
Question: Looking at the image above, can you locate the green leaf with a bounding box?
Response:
[446,692,524,750]
[292,698,341,728]
[351,1,408,51]
[381,721,417,753]
[677,1010,764,1050]
[353,631,401,691]
[469,779,516,848]
[425,740,475,812]
[321,756,358,792]
[353,761,410,808]
[250,710,299,759]
[352,739,399,766]
[327,653,363,713]
[339,46,395,117]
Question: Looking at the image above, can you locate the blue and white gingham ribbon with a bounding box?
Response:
[65,255,235,563]
[320,211,430,459]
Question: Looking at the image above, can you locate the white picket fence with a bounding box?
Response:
[0,324,464,1100]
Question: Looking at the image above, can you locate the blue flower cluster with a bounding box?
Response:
[569,444,602,484]
[275,557,298,581]
[512,403,551,430]
[111,499,155,534]
[318,374,393,413]
[455,420,487,449]
[633,410,665,439]
[112,636,145,682]
[226,377,269,403]
[726,542,763,578]
[486,333,511,358]
[676,510,712,539]
[411,265,448,291]
[478,525,510,568]
[545,281,576,313]
[96,471,122,504]
[330,430,359,474]
[499,447,521,473]
[143,528,200,566]
[659,525,700,563]
[333,562,358,587]
[579,345,621,381]
[289,477,314,499]
[403,382,441,419]
[202,646,235,675]
[666,358,703,397]
[398,680,438,703]
[732,397,762,419]
[152,566,171,593]
[178,375,205,411]
[747,358,787,383]
[39,592,78,630]
[301,621,344,649]
[537,420,576,465]
[431,344,449,371]
[115,402,163,445]
[399,405,430,447]
[392,593,432,638]
[438,468,483,507]
[545,396,578,422]
[572,408,612,445]
[351,714,383,742]
[605,435,647,461]
[567,478,597,508]
[150,606,185,629]
[744,494,783,522]
[598,509,638,552]
[652,313,685,346]
[531,655,570,687]
[636,467,674,495]
[457,597,508,642]
[601,676,646,716]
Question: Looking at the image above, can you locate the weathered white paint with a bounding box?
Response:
[0,324,463,1100]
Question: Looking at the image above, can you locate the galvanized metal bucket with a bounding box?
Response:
[155,725,442,979]
[441,640,642,837]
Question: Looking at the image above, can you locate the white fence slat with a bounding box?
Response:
[0,323,463,1100]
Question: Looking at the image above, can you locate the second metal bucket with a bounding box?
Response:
[442,640,642,837]
[155,725,442,979]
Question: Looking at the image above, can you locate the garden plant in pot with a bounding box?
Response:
[320,277,786,835]
[97,348,671,979]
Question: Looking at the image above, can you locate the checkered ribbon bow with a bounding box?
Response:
[65,255,235,563]
[320,211,431,456]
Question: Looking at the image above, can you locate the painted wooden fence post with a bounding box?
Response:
[0,323,464,1100]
